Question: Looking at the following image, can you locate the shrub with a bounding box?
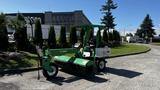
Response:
[80,28,85,44]
[69,27,77,47]
[108,32,113,41]
[48,26,56,48]
[112,30,121,46]
[34,19,43,47]
[14,27,30,51]
[0,27,9,51]
[59,26,67,48]
[0,13,9,51]
[113,30,121,41]
[96,29,102,47]
[102,30,108,43]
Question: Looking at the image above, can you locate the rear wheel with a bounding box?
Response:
[43,64,58,79]
[97,59,106,71]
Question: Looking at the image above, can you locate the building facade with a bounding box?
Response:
[6,10,92,39]
[6,10,91,31]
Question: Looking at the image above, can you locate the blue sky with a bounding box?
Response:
[0,0,160,34]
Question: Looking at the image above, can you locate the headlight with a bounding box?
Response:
[83,52,90,57]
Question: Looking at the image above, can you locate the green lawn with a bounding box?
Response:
[0,52,38,69]
[45,44,150,57]
[0,44,150,69]
[111,44,150,57]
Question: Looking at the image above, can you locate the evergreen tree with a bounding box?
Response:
[108,32,113,41]
[126,33,133,37]
[96,30,102,47]
[0,13,8,51]
[102,30,108,43]
[69,27,77,46]
[0,13,9,51]
[34,19,43,47]
[112,30,121,46]
[89,27,94,40]
[14,27,29,51]
[113,30,121,42]
[80,28,85,44]
[137,14,156,39]
[48,26,56,48]
[9,13,30,51]
[135,29,144,38]
[101,0,117,31]
[0,30,8,51]
[59,26,67,48]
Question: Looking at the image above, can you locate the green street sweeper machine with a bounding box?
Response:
[36,25,111,79]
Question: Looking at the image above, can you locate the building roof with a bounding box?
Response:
[6,10,92,25]
[6,13,45,24]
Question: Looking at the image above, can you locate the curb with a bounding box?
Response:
[108,48,151,58]
[0,47,151,74]
[0,67,42,75]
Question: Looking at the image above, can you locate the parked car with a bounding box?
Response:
[126,36,136,43]
[136,38,144,43]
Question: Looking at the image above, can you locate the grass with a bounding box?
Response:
[0,44,150,69]
[0,52,38,69]
[111,44,150,57]
[48,44,150,57]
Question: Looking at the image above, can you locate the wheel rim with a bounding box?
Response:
[99,61,105,69]
[47,66,57,76]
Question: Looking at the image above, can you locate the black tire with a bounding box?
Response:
[97,59,106,72]
[42,64,58,79]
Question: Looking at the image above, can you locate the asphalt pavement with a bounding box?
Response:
[0,44,160,90]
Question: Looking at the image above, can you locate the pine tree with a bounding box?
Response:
[48,26,56,48]
[135,29,144,38]
[138,14,156,39]
[101,0,117,31]
[101,0,117,43]
[69,27,77,46]
[34,19,43,47]
[59,26,67,48]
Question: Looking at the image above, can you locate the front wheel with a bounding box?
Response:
[97,59,106,72]
[43,64,58,79]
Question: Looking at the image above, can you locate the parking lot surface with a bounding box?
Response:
[0,45,160,90]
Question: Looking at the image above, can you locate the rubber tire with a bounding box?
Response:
[97,59,106,72]
[42,64,58,79]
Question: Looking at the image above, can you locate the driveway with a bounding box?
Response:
[0,44,160,90]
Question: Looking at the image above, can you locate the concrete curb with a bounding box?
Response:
[0,47,151,74]
[108,48,151,58]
